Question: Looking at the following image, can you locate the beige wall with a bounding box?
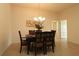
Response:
[0,4,11,55]
[60,5,79,44]
[11,5,59,43]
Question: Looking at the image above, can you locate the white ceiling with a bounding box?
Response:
[12,3,78,12]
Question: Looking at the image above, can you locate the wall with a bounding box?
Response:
[11,5,59,43]
[60,5,79,44]
[0,4,11,55]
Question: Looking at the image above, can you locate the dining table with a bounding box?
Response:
[25,30,56,55]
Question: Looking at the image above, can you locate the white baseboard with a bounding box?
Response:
[0,42,12,56]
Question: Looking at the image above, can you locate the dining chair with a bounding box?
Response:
[18,31,27,53]
[44,31,56,53]
[28,30,36,52]
[32,31,45,55]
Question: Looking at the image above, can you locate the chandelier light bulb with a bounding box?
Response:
[38,16,42,20]
[34,17,38,21]
[42,17,45,21]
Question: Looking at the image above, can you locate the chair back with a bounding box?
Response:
[42,31,56,44]
[36,30,42,32]
[18,31,22,44]
[35,31,43,43]
[51,30,56,39]
[43,32,52,41]
[29,30,36,35]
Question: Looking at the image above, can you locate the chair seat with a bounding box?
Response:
[22,40,27,45]
[46,42,52,46]
[32,43,43,47]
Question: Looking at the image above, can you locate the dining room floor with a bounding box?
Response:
[2,40,79,56]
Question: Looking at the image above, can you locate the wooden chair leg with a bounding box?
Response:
[52,45,54,52]
[43,47,45,55]
[43,45,47,55]
[52,43,54,52]
[27,44,30,54]
[52,47,54,52]
[35,48,36,56]
[20,46,22,53]
[53,40,55,47]
[35,47,37,56]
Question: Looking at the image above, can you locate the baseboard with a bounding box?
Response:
[0,42,12,56]
[68,41,79,45]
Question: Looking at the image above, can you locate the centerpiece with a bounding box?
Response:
[35,23,43,30]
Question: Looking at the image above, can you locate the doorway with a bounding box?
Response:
[60,20,67,42]
[61,20,67,39]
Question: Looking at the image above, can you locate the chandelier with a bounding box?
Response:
[33,4,46,22]
[33,4,46,30]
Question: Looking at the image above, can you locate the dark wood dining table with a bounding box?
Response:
[25,30,56,55]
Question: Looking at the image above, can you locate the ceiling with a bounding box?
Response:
[12,3,78,13]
